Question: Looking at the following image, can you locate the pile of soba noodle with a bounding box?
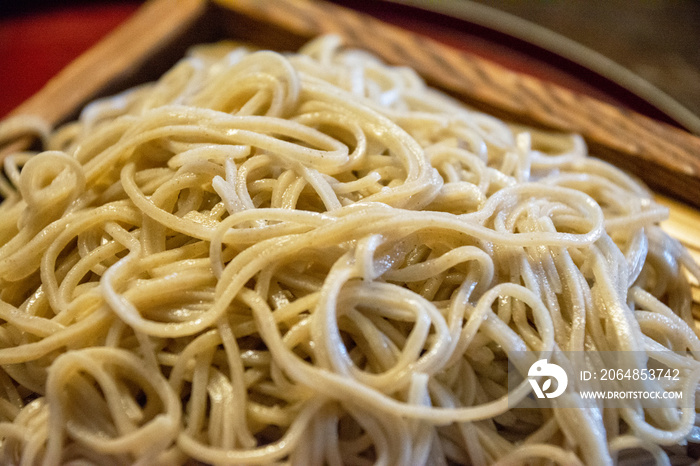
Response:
[0,36,698,465]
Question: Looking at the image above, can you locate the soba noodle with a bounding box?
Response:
[0,36,698,465]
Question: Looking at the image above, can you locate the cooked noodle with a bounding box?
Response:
[0,36,698,465]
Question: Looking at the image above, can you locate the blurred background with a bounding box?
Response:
[455,0,700,124]
[1,0,699,131]
[470,0,700,114]
[468,0,700,118]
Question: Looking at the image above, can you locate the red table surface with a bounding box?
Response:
[0,2,142,119]
[0,1,681,128]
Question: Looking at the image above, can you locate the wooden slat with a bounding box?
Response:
[213,0,700,211]
[5,0,210,129]
[659,195,700,267]
[657,195,700,315]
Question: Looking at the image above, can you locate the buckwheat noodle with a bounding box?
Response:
[0,36,698,465]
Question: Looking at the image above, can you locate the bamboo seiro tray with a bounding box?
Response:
[2,0,700,313]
